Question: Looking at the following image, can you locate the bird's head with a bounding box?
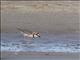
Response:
[36,32,40,37]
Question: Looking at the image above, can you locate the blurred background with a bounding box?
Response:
[1,1,80,34]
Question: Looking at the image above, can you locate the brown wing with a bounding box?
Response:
[17,28,32,34]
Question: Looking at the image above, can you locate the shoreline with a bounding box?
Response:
[1,51,80,60]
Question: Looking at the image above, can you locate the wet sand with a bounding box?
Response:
[1,51,80,60]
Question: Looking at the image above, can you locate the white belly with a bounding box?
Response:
[24,34,33,37]
[23,33,38,38]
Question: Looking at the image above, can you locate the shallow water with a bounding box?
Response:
[1,32,80,53]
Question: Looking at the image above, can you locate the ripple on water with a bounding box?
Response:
[1,33,80,53]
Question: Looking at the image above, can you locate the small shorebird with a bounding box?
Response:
[17,28,40,38]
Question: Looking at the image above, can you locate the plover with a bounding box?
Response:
[17,28,40,38]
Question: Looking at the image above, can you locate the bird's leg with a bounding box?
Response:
[33,34,34,38]
[32,37,35,40]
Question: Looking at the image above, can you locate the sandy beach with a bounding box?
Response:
[1,51,80,60]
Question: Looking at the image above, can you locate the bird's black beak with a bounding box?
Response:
[38,36,40,38]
